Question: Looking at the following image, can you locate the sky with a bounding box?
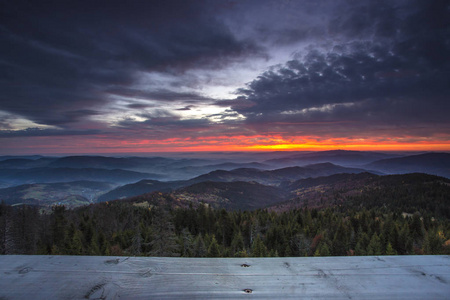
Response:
[1,0,449,155]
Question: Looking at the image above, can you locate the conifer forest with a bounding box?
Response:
[1,179,449,257]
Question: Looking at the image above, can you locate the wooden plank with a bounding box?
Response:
[0,255,449,299]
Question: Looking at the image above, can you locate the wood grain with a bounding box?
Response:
[1,255,449,299]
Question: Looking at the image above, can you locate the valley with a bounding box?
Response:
[0,150,448,210]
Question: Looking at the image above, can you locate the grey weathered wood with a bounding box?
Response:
[0,255,449,299]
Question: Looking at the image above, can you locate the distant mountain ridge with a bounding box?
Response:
[367,153,450,178]
[1,151,449,208]
[0,157,58,169]
[191,163,373,185]
[0,155,45,161]
[265,150,398,167]
[0,155,272,182]
[117,172,450,214]
[0,167,162,185]
[0,181,114,207]
[96,163,374,202]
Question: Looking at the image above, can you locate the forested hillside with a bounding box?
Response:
[275,173,450,216]
[1,174,449,257]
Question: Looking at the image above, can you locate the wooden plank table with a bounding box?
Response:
[1,255,449,299]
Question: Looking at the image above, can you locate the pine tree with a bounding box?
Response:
[284,243,292,257]
[410,213,424,241]
[51,205,67,250]
[193,234,207,257]
[149,210,180,257]
[231,231,245,256]
[314,243,330,256]
[207,235,221,257]
[332,221,348,256]
[179,228,194,257]
[423,229,444,255]
[251,235,267,257]
[398,223,413,255]
[367,233,382,256]
[71,230,84,255]
[0,204,16,254]
[385,242,397,255]
[89,232,101,255]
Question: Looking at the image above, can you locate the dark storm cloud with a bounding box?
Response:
[327,0,403,39]
[126,103,153,110]
[235,0,450,135]
[176,106,195,111]
[107,88,213,103]
[0,0,260,127]
[0,128,100,138]
[214,96,256,110]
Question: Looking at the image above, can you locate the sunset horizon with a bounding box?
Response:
[1,136,450,156]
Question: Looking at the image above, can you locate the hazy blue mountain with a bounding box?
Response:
[0,180,115,207]
[95,163,374,202]
[2,152,447,208]
[151,161,269,181]
[265,150,398,167]
[0,152,394,184]
[0,155,46,161]
[367,153,450,178]
[174,161,268,173]
[47,155,214,170]
[43,156,223,180]
[0,157,57,169]
[97,166,273,203]
[47,156,141,169]
[0,167,162,185]
[190,163,373,185]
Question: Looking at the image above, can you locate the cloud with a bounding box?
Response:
[0,128,100,138]
[214,97,257,110]
[0,0,261,128]
[232,0,450,138]
[107,88,213,103]
[126,103,153,109]
[176,106,195,111]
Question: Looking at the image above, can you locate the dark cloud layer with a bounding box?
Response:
[107,87,214,103]
[236,0,450,137]
[0,0,259,126]
[0,128,100,138]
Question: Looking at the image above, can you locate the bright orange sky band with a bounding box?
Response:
[2,134,449,155]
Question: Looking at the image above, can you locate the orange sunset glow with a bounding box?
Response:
[2,133,449,155]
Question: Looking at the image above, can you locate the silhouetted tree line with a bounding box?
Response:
[1,198,449,257]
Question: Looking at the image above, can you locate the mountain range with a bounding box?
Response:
[96,162,372,202]
[264,150,399,167]
[117,172,450,214]
[366,153,450,178]
[0,181,114,208]
[0,167,161,186]
[0,151,448,208]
